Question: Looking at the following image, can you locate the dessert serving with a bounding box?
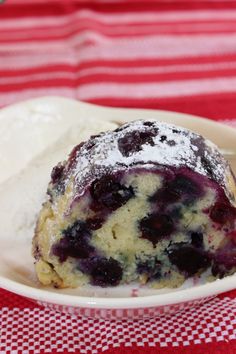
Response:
[33,120,236,289]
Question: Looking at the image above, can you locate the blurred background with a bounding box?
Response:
[1,0,236,124]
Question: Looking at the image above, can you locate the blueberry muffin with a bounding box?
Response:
[33,120,236,288]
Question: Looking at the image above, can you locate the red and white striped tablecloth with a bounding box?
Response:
[1,1,236,353]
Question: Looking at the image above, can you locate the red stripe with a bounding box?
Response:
[0,68,236,87]
[1,31,236,45]
[0,288,41,309]
[74,55,236,69]
[64,69,236,84]
[0,65,77,77]
[103,341,236,354]
[1,30,236,44]
[1,20,236,41]
[0,2,75,19]
[218,290,236,299]
[2,68,236,90]
[87,92,236,120]
[2,1,236,21]
[0,60,235,80]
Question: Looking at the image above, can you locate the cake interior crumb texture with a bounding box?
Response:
[33,120,236,289]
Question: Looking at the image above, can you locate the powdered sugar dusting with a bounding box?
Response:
[53,120,232,203]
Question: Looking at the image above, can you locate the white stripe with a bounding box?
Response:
[0,53,76,70]
[2,61,236,85]
[2,9,236,30]
[1,22,236,41]
[76,76,236,100]
[1,76,236,106]
[79,34,236,62]
[0,88,75,107]
[1,33,236,60]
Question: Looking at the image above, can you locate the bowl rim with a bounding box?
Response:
[0,96,236,310]
[0,273,235,309]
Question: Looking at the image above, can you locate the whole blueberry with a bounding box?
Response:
[80,257,123,287]
[168,243,210,276]
[91,174,134,211]
[52,220,93,262]
[139,213,174,246]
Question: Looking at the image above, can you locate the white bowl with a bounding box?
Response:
[0,96,235,319]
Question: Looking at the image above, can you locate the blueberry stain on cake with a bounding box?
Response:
[32,120,236,288]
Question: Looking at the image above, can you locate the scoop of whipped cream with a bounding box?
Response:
[0,96,117,184]
[0,109,117,244]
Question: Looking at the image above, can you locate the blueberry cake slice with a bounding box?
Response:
[33,120,236,288]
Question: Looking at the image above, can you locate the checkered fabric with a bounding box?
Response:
[0,289,236,354]
[1,0,236,353]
